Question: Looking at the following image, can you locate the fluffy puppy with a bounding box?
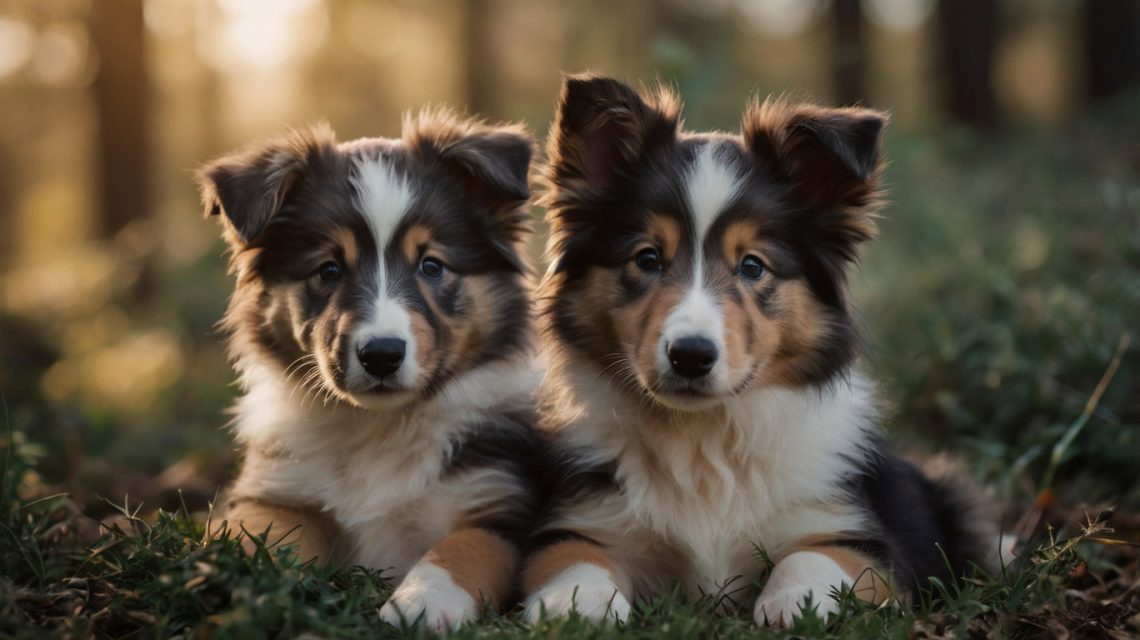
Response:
[196,111,541,631]
[523,74,994,627]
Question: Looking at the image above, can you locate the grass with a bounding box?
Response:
[853,94,1140,510]
[2,424,1138,638]
[1,431,391,639]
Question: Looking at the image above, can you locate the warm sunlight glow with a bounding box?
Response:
[198,0,327,73]
[32,21,90,86]
[144,0,195,38]
[864,0,935,32]
[735,0,826,37]
[0,17,35,80]
[344,1,405,61]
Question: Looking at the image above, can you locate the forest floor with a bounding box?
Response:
[2,95,1139,638]
[1,448,1138,639]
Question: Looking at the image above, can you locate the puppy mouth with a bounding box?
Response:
[646,364,759,411]
[656,379,713,396]
[364,380,413,395]
[343,380,417,410]
[326,360,415,399]
[648,377,723,411]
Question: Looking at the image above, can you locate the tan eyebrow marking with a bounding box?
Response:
[332,226,359,265]
[399,223,433,262]
[721,219,781,268]
[646,213,681,260]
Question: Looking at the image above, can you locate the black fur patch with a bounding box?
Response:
[529,443,620,552]
[846,445,988,598]
[445,409,547,547]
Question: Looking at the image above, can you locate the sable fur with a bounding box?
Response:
[197,111,543,631]
[524,74,995,626]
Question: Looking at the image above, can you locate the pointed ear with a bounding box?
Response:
[546,73,681,195]
[744,100,887,241]
[195,124,336,246]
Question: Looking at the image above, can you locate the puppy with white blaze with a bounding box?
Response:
[196,111,543,632]
[523,74,995,627]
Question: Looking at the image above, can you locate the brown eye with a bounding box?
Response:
[634,247,662,272]
[419,256,445,280]
[738,255,765,280]
[318,261,342,282]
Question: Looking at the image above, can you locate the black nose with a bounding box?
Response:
[359,337,406,378]
[667,336,718,379]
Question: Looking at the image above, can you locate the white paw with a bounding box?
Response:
[379,563,476,632]
[524,563,631,624]
[753,550,848,628]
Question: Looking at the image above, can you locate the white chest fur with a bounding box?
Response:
[552,365,879,595]
[229,360,537,576]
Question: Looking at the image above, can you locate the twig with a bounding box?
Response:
[1041,333,1130,491]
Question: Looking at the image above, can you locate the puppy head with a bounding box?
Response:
[541,74,886,411]
[197,113,533,410]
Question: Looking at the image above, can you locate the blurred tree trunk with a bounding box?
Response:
[464,0,495,116]
[832,0,865,106]
[935,0,999,127]
[0,149,12,264]
[1082,0,1140,102]
[90,0,154,297]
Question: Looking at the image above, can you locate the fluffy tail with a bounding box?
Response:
[854,449,1000,599]
[919,455,1003,575]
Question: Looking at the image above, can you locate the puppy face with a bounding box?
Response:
[541,75,886,411]
[198,113,533,410]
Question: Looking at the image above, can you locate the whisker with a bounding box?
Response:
[283,354,317,379]
[294,367,323,400]
[290,365,323,401]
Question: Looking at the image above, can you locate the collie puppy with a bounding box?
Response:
[523,75,993,627]
[196,112,541,631]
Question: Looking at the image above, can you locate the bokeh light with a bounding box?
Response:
[735,0,827,37]
[863,0,935,31]
[198,0,327,73]
[0,17,35,80]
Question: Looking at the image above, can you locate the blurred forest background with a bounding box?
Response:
[0,0,1137,522]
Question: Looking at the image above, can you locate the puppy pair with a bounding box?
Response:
[197,74,993,631]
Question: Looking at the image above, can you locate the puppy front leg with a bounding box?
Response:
[379,528,517,632]
[214,497,341,564]
[522,539,632,623]
[754,541,892,628]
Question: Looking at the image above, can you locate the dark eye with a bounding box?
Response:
[318,261,342,282]
[634,248,662,272]
[738,255,766,280]
[419,256,445,280]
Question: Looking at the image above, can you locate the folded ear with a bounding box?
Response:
[405,108,533,210]
[744,100,887,243]
[195,124,336,246]
[546,73,681,196]
[404,109,534,271]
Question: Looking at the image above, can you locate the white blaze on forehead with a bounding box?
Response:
[655,143,740,381]
[685,143,743,241]
[350,154,416,292]
[347,154,420,391]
